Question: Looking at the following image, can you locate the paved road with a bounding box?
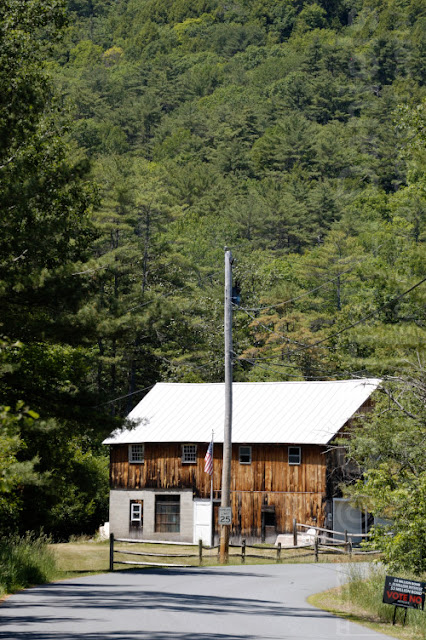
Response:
[0,564,394,640]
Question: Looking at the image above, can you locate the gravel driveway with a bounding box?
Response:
[0,563,395,639]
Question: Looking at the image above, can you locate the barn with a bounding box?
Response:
[103,379,380,544]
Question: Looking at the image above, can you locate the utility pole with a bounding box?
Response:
[220,248,233,563]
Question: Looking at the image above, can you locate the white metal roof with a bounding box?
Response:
[103,379,380,446]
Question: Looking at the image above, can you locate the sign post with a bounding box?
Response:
[383,576,426,626]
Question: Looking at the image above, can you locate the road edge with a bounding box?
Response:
[307,586,410,639]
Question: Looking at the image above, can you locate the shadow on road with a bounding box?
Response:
[0,565,354,640]
[119,568,273,578]
[0,632,283,640]
[1,584,337,619]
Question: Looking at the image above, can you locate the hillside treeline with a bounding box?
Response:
[0,0,424,565]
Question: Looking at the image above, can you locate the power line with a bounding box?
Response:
[287,276,426,355]
[237,351,373,379]
[236,276,426,358]
[96,384,155,407]
[238,355,370,381]
[237,353,368,377]
[236,303,337,353]
[238,254,373,313]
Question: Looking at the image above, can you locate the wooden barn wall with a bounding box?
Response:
[110,443,327,534]
[110,443,326,494]
[225,491,324,539]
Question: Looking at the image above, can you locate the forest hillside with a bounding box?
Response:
[0,0,424,567]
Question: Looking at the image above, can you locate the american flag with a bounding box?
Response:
[204,441,213,475]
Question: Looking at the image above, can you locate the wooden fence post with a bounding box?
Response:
[293,518,297,547]
[241,539,246,563]
[344,530,348,554]
[277,542,281,563]
[198,539,203,565]
[314,535,319,562]
[109,533,114,572]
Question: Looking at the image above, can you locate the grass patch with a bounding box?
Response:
[308,565,426,640]
[0,534,56,597]
[52,540,110,579]
[51,539,379,579]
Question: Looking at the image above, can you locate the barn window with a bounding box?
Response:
[130,501,143,528]
[288,446,301,465]
[182,444,197,463]
[239,446,252,464]
[129,444,144,463]
[155,495,180,533]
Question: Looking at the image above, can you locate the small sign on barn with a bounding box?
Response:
[383,575,425,610]
[219,507,232,526]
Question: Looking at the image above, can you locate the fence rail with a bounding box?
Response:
[109,527,381,571]
[294,520,372,540]
[110,535,201,569]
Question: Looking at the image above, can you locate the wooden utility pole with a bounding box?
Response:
[220,248,233,563]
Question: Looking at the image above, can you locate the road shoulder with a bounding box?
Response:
[308,586,419,640]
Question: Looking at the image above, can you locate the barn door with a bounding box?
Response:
[261,506,276,542]
[193,499,212,546]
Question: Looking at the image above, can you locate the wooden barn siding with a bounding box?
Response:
[110,443,327,534]
[227,491,324,539]
[110,443,326,493]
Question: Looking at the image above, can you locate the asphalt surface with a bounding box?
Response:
[0,563,395,640]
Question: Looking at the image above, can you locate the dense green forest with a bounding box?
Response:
[0,0,425,567]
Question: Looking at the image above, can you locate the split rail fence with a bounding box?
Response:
[109,520,381,571]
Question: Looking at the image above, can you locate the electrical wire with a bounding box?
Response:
[96,384,155,407]
[237,355,368,380]
[287,275,426,355]
[238,254,373,312]
[237,350,374,380]
[236,303,334,352]
[236,276,426,357]
[237,353,369,377]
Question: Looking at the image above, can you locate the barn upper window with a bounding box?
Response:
[182,444,197,463]
[288,446,301,465]
[239,446,252,464]
[129,444,144,463]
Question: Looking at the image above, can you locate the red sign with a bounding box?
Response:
[383,576,425,610]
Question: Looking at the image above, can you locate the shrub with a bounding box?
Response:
[343,565,426,635]
[0,533,56,595]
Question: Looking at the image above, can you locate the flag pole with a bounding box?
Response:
[210,429,214,547]
[210,429,214,504]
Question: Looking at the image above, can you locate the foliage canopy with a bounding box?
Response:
[0,0,424,559]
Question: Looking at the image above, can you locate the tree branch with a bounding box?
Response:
[382,386,420,420]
